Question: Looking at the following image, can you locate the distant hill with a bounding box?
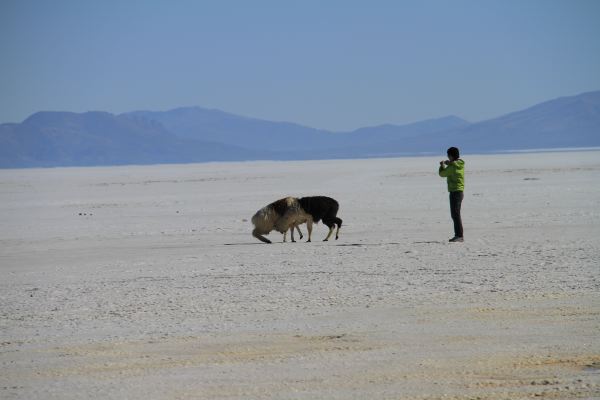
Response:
[344,115,469,143]
[0,111,271,168]
[317,116,471,158]
[447,90,600,152]
[126,108,469,154]
[325,90,600,156]
[126,108,338,152]
[1,90,598,168]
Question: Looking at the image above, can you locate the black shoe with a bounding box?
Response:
[449,236,464,243]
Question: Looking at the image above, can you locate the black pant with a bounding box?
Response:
[449,191,464,238]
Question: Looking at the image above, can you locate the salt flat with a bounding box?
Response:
[1,151,599,399]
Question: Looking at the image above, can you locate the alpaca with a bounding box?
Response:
[251,197,307,243]
[297,196,343,242]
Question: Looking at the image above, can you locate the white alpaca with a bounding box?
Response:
[251,197,311,243]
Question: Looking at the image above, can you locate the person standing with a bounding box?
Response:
[439,147,465,242]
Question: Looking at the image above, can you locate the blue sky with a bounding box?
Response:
[1,0,599,130]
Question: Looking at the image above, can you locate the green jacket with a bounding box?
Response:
[439,159,465,192]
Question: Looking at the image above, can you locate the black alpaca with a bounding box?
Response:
[298,196,343,242]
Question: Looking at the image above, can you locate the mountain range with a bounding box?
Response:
[1,90,599,168]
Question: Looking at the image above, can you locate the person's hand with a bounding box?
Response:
[440,160,445,166]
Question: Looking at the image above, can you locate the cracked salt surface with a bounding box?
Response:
[1,152,599,399]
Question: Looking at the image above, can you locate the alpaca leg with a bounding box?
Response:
[306,220,313,242]
[335,217,342,240]
[290,225,296,242]
[323,224,334,241]
[283,229,288,242]
[296,225,303,240]
[322,217,335,241]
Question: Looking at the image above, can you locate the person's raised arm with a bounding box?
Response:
[439,160,450,177]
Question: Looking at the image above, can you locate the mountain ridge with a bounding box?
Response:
[1,90,599,168]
